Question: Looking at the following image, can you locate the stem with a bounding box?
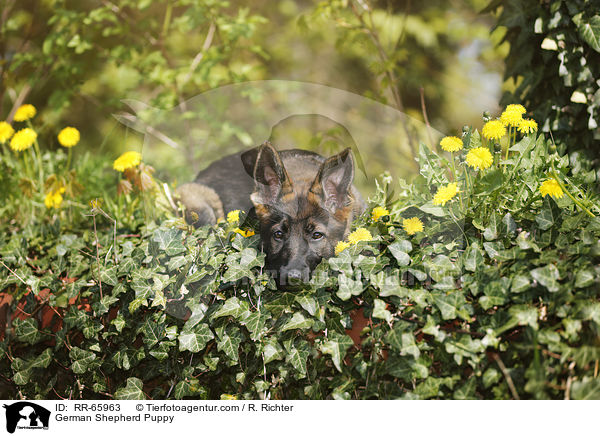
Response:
[505,127,511,162]
[66,147,72,172]
[450,153,463,209]
[22,149,33,179]
[161,0,173,38]
[27,120,44,188]
[550,170,595,218]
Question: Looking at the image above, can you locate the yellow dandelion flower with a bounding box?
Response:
[227,210,240,223]
[0,121,14,143]
[500,109,523,127]
[335,241,350,255]
[482,120,506,141]
[518,119,538,134]
[371,206,389,221]
[465,147,494,171]
[44,187,66,209]
[90,198,102,209]
[433,183,459,206]
[58,127,80,147]
[13,104,37,122]
[440,136,463,152]
[539,179,564,199]
[403,217,424,235]
[113,151,142,172]
[233,228,255,237]
[347,228,372,245]
[9,128,37,152]
[505,104,526,114]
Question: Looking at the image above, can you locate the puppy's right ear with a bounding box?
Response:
[251,142,292,205]
[241,146,260,178]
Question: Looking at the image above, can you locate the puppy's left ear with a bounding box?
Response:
[311,148,354,212]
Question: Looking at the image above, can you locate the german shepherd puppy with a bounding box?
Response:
[176,142,366,286]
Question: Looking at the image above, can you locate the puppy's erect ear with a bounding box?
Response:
[240,146,260,178]
[311,148,354,212]
[251,142,292,205]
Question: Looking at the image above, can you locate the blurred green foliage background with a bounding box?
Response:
[1,0,507,190]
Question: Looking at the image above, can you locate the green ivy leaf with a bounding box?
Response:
[152,228,186,256]
[178,324,214,353]
[576,15,600,53]
[319,332,353,372]
[115,377,145,400]
[571,377,600,400]
[13,318,42,345]
[70,347,97,374]
[336,273,364,301]
[280,312,314,332]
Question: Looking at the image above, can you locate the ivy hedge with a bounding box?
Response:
[2,113,600,400]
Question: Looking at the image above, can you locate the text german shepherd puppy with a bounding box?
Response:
[176,142,366,286]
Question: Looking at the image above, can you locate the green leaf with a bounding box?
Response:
[388,242,411,266]
[216,327,242,363]
[294,293,317,316]
[261,337,284,364]
[319,332,354,372]
[576,15,600,53]
[571,377,600,400]
[241,311,268,341]
[336,273,364,301]
[152,228,186,256]
[286,343,309,378]
[464,245,484,272]
[70,347,96,374]
[30,348,53,369]
[173,379,207,399]
[280,312,314,332]
[13,318,41,345]
[372,299,392,322]
[115,377,145,400]
[478,169,504,196]
[530,264,560,293]
[536,201,557,230]
[575,268,595,288]
[211,297,248,320]
[178,324,214,353]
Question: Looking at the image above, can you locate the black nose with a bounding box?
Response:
[281,268,309,288]
[287,269,303,281]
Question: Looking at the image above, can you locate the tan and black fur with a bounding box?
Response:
[176,142,366,287]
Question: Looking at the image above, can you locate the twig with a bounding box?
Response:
[493,353,520,400]
[6,84,31,124]
[0,259,27,285]
[349,1,418,162]
[181,22,216,86]
[564,361,576,400]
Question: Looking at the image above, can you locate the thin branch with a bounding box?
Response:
[349,1,418,163]
[0,259,27,285]
[6,84,31,123]
[181,21,216,87]
[493,353,520,400]
[564,361,576,400]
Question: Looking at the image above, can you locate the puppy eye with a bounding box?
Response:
[312,231,324,240]
[273,230,284,241]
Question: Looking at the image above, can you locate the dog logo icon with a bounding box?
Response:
[3,402,50,433]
